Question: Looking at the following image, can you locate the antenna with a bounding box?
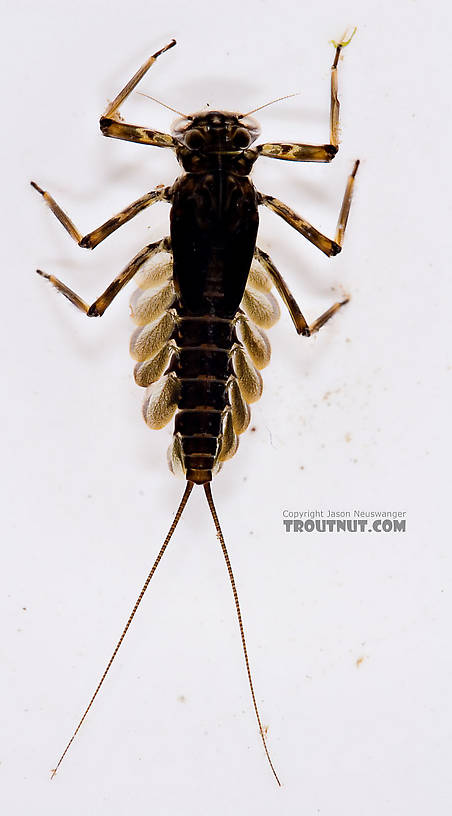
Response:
[137,92,192,119]
[239,93,299,119]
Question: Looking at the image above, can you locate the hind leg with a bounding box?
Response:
[37,237,171,317]
[254,247,348,336]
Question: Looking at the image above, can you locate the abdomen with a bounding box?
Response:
[129,176,280,484]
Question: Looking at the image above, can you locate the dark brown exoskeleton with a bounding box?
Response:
[32,35,359,785]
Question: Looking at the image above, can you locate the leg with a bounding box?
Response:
[254,247,348,336]
[302,297,350,337]
[37,237,171,317]
[30,181,171,249]
[100,40,178,149]
[255,28,356,163]
[259,159,359,257]
[254,247,305,333]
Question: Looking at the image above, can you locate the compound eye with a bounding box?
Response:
[232,128,251,149]
[185,129,205,150]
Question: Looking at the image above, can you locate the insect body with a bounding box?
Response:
[33,36,359,785]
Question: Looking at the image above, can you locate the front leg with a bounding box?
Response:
[259,159,359,256]
[99,40,178,149]
[31,182,171,249]
[256,28,356,164]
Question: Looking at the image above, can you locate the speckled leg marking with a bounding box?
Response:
[256,29,356,162]
[37,237,171,317]
[100,40,178,149]
[30,181,171,249]
[259,158,359,257]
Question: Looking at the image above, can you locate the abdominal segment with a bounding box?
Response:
[129,251,279,482]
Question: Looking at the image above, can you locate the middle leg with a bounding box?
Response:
[31,182,171,249]
[259,158,359,257]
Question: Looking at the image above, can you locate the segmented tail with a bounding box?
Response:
[204,483,281,786]
[50,479,280,786]
[50,480,193,779]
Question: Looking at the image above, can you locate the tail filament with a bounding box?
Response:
[51,479,281,786]
[204,483,281,787]
[50,480,194,778]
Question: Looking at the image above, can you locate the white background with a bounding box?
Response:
[2,0,451,813]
